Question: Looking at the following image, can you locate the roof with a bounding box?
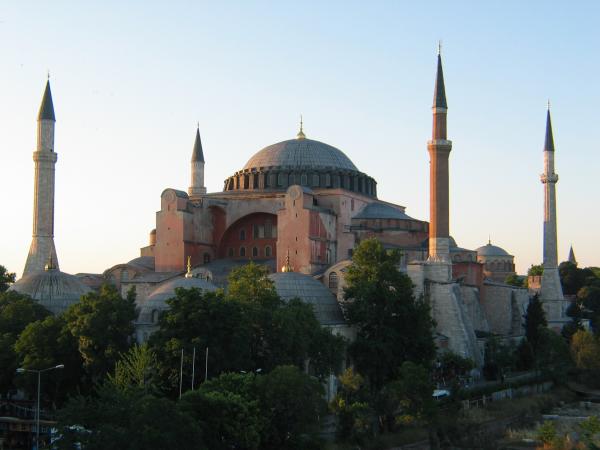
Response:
[126,256,155,271]
[191,127,205,162]
[243,138,358,172]
[353,202,412,220]
[10,268,91,314]
[476,242,511,257]
[433,54,447,109]
[269,272,345,326]
[38,80,56,121]
[544,109,555,152]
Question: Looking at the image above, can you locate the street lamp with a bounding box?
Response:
[16,364,64,450]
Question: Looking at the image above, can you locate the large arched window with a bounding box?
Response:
[329,272,338,291]
[240,247,246,257]
[265,246,272,257]
[240,229,246,240]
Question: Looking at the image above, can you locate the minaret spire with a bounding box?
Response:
[297,115,306,140]
[24,80,59,276]
[188,124,207,196]
[427,48,452,270]
[568,245,577,265]
[539,105,565,324]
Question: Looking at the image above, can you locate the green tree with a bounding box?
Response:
[571,330,600,372]
[536,328,571,382]
[0,290,50,394]
[579,285,600,332]
[269,298,345,379]
[345,239,436,390]
[108,343,158,393]
[64,284,137,382]
[179,388,262,450]
[14,315,83,404]
[0,265,16,292]
[226,262,280,307]
[524,294,547,352]
[56,383,203,450]
[148,288,253,396]
[504,274,525,288]
[527,264,544,276]
[330,368,374,443]
[256,365,325,449]
[562,301,584,342]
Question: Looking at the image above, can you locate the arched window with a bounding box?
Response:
[240,247,246,257]
[301,174,308,185]
[326,174,331,187]
[151,309,159,324]
[120,269,129,282]
[240,229,246,240]
[265,246,272,257]
[312,174,319,187]
[203,253,210,264]
[329,272,338,291]
[228,248,234,257]
[252,247,258,257]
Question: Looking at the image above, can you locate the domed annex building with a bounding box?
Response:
[16,51,571,366]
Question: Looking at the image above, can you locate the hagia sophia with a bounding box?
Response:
[9,51,572,365]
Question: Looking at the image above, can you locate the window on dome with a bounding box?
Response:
[326,174,331,187]
[312,174,319,187]
[277,173,284,187]
[301,174,308,186]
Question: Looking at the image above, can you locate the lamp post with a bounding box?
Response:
[16,364,64,450]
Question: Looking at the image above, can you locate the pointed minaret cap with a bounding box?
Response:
[544,105,555,152]
[38,80,56,121]
[568,245,577,265]
[191,125,205,162]
[433,45,448,109]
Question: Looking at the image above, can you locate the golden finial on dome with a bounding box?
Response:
[281,249,294,272]
[44,254,55,271]
[185,256,193,278]
[297,115,306,140]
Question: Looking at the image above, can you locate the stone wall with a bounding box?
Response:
[480,282,529,336]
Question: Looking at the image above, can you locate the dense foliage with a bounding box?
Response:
[344,239,436,391]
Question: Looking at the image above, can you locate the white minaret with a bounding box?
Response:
[23,80,59,276]
[188,125,206,196]
[539,106,566,323]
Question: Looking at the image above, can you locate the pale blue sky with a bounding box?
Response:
[1,1,598,275]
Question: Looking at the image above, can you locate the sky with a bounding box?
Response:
[1,1,598,276]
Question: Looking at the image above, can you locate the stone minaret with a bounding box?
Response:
[568,245,577,265]
[427,49,453,266]
[188,125,206,196]
[23,80,59,276]
[540,107,564,303]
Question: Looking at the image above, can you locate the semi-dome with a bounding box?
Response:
[9,268,91,315]
[269,272,345,326]
[244,138,358,172]
[476,242,510,257]
[138,275,218,324]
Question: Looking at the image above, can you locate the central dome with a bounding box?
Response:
[243,138,358,172]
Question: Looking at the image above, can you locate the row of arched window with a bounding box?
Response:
[227,245,273,258]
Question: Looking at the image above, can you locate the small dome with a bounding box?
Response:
[138,275,218,324]
[243,138,358,172]
[476,242,510,257]
[10,269,91,315]
[269,272,345,326]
